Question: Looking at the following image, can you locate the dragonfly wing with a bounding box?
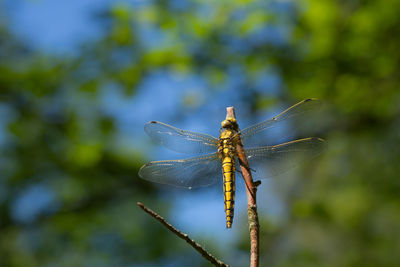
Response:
[145,121,218,154]
[139,153,221,189]
[244,137,325,179]
[240,99,321,147]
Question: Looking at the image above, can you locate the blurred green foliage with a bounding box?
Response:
[1,0,400,266]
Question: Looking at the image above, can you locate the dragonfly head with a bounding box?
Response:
[221,118,238,130]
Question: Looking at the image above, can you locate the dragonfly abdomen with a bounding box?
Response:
[222,155,235,228]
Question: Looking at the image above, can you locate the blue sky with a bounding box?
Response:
[3,0,108,54]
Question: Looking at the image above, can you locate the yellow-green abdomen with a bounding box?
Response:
[222,155,235,228]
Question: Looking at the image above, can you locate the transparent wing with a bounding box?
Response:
[245,137,325,179]
[241,99,321,148]
[144,121,218,154]
[138,153,221,189]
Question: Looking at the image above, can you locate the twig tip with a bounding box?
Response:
[226,106,236,120]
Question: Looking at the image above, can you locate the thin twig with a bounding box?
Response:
[226,107,260,267]
[137,202,229,267]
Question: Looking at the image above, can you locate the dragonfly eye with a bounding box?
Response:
[221,118,238,129]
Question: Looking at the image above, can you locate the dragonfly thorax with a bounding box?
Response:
[218,129,238,158]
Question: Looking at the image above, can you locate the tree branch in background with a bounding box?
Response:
[137,202,229,267]
[226,107,260,267]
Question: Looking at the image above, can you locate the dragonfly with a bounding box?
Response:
[139,99,325,228]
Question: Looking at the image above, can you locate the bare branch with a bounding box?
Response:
[137,202,229,267]
[226,106,260,267]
